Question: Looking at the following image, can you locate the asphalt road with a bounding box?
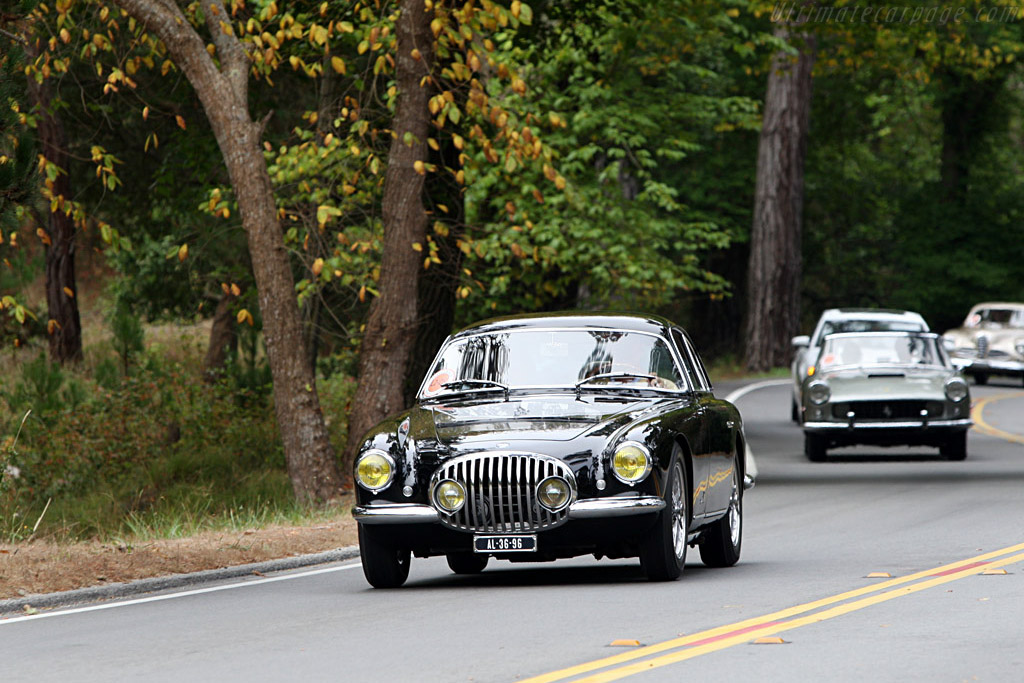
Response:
[3,378,1023,682]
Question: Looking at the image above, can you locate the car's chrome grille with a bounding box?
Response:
[430,452,575,533]
[977,335,989,358]
[833,400,945,420]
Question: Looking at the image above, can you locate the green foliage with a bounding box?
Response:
[0,359,291,541]
[1,353,85,424]
[108,300,145,375]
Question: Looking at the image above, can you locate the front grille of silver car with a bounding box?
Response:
[833,400,945,420]
[430,452,575,533]
[977,335,989,358]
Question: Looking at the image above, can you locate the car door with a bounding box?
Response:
[670,329,712,521]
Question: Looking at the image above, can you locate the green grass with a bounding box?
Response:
[706,354,790,383]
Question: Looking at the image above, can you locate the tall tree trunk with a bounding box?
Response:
[745,28,816,372]
[202,291,237,380]
[26,41,83,365]
[938,69,1005,204]
[114,0,343,503]
[342,0,435,476]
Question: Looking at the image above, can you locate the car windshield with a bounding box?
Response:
[965,308,1023,327]
[818,334,947,370]
[818,319,924,341]
[420,329,685,398]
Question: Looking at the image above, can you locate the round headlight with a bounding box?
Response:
[945,378,969,402]
[808,381,831,405]
[537,476,572,512]
[1015,340,1024,356]
[611,442,652,485]
[355,450,395,492]
[433,479,466,513]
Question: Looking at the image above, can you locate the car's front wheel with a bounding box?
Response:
[699,454,742,568]
[639,454,688,581]
[804,433,827,462]
[446,552,489,575]
[940,431,968,461]
[973,373,988,386]
[358,526,410,588]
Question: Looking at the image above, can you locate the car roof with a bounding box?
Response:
[968,302,1024,311]
[453,311,675,338]
[820,307,926,321]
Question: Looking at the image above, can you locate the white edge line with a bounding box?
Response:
[723,378,790,483]
[723,378,791,405]
[0,561,362,626]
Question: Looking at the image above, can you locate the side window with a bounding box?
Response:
[670,329,702,392]
[683,333,713,391]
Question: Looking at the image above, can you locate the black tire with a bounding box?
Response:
[699,454,743,568]
[791,398,800,423]
[804,433,827,462]
[358,525,410,588]
[973,373,988,386]
[940,431,968,461]
[446,552,489,575]
[639,454,688,581]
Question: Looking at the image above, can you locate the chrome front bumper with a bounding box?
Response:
[353,494,666,525]
[956,358,1024,375]
[803,418,973,431]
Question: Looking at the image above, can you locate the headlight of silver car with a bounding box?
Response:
[432,479,467,513]
[944,377,969,402]
[611,442,652,485]
[1015,339,1024,357]
[355,449,395,492]
[808,381,831,405]
[536,476,572,512]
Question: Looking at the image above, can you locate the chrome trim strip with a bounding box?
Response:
[352,503,439,524]
[803,418,973,430]
[568,496,666,519]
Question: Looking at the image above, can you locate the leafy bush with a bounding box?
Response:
[0,358,291,541]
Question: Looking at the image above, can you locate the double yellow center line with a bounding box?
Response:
[524,542,1024,683]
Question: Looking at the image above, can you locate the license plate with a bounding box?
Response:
[473,534,537,553]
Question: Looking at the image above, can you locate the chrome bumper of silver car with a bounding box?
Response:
[353,495,666,525]
[803,418,973,430]
[956,358,1024,374]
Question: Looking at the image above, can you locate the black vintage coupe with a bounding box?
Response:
[351,312,749,587]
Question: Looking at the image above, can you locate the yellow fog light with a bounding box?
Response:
[612,442,652,485]
[537,477,572,512]
[433,479,466,513]
[355,450,395,492]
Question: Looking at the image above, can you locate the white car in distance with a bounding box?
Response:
[790,308,930,422]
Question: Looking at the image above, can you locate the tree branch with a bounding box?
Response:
[200,0,250,104]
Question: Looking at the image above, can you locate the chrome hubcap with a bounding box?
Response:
[727,472,741,548]
[670,463,687,560]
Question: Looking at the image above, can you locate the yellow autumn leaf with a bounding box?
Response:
[237,309,254,325]
[312,258,324,275]
[63,287,75,298]
[176,115,186,130]
[230,283,241,296]
[413,160,426,175]
[142,106,149,121]
[178,243,189,261]
[331,56,346,74]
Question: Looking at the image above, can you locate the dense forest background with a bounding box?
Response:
[1,1,1022,537]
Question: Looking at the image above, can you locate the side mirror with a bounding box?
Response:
[791,335,810,348]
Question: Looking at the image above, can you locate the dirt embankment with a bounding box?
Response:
[0,515,359,600]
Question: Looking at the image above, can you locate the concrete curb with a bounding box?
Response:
[0,545,360,616]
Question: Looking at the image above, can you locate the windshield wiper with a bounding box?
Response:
[439,379,509,400]
[574,372,659,398]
